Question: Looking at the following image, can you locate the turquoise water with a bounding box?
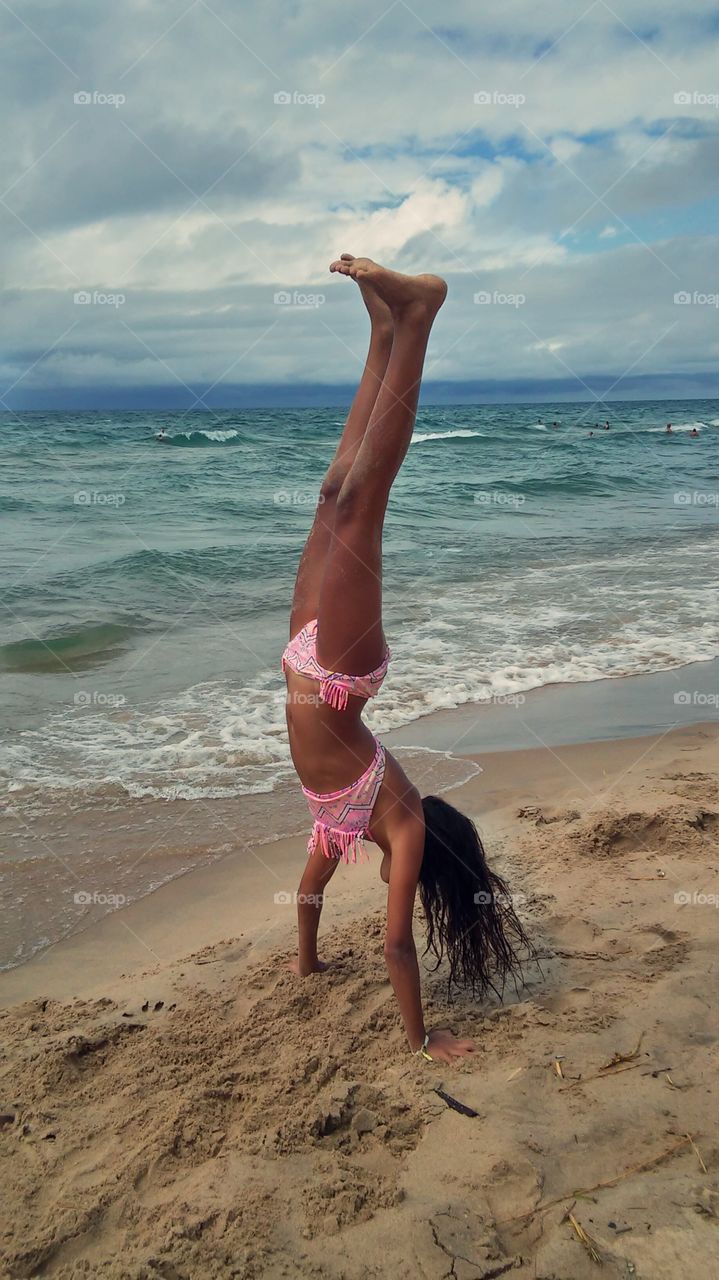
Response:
[2,400,718,814]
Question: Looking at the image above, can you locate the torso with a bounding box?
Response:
[284,668,377,793]
[284,668,420,850]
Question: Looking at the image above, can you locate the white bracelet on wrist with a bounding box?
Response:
[413,1033,433,1061]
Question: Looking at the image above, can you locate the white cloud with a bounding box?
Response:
[1,0,719,399]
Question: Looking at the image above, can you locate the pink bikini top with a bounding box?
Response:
[282,618,390,711]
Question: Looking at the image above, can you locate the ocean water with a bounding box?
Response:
[2,399,718,969]
[2,400,718,817]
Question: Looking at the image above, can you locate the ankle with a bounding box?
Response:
[370,319,394,348]
[390,298,437,329]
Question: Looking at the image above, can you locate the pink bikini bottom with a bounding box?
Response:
[302,739,386,864]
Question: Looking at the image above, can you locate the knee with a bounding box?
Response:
[319,465,346,506]
[334,471,371,524]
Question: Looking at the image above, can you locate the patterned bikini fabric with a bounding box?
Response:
[282,618,389,710]
[282,619,390,860]
[303,741,386,863]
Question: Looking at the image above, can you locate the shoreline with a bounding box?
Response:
[2,653,717,984]
[384,655,719,755]
[3,716,716,1008]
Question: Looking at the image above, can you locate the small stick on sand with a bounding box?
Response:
[560,1061,645,1090]
[563,1207,603,1265]
[554,949,617,962]
[561,1034,647,1090]
[600,1032,645,1071]
[687,1133,708,1174]
[498,1134,694,1225]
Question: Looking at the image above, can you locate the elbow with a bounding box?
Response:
[384,939,416,965]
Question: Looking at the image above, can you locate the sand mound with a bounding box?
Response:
[518,796,719,859]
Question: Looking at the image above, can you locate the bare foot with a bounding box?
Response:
[287,956,330,976]
[329,253,447,321]
[330,252,393,334]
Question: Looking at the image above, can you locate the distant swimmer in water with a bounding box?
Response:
[690,427,700,438]
[665,424,673,433]
[588,430,594,436]
[156,428,167,441]
[603,423,610,431]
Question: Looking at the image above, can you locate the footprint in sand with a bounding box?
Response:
[484,1157,544,1245]
[638,924,691,975]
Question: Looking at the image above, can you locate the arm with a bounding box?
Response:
[384,807,477,1066]
[383,812,426,1050]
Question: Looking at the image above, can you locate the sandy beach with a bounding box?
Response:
[4,1,719,1275]
[2,719,718,1278]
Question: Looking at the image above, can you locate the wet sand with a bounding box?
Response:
[4,660,717,975]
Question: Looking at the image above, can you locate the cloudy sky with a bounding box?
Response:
[3,0,719,408]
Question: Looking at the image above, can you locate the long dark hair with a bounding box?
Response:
[419,795,531,1000]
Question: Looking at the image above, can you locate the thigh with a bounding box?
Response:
[299,838,342,894]
[315,506,386,675]
[289,518,331,639]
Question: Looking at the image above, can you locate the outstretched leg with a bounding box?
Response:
[316,259,447,674]
[289,260,393,637]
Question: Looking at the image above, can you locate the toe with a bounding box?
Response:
[340,253,355,262]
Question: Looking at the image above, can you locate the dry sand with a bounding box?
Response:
[2,722,718,1279]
